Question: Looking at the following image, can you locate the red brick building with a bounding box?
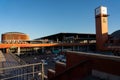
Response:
[1,32,30,44]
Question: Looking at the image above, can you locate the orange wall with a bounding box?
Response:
[1,33,29,42]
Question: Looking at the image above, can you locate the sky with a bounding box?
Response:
[0,0,120,40]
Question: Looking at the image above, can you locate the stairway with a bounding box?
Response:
[48,60,91,80]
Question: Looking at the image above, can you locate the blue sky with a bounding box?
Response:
[0,0,120,40]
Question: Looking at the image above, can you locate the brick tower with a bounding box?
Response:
[95,6,109,50]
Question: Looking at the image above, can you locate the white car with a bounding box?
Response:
[41,59,48,65]
[61,59,66,63]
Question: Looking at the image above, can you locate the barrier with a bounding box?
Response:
[0,63,44,80]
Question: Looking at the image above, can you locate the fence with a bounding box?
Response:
[9,52,26,65]
[0,63,44,80]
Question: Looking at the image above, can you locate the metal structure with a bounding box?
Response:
[0,50,45,80]
[0,63,44,80]
[0,42,95,48]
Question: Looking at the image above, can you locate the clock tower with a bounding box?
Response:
[95,6,108,50]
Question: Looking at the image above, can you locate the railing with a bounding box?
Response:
[9,52,26,65]
[0,51,6,63]
[0,63,44,80]
[106,43,120,47]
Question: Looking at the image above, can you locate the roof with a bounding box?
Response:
[2,32,26,35]
[34,32,96,41]
[110,30,120,40]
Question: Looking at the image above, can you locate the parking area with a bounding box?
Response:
[19,53,66,75]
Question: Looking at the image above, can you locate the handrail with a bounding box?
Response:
[0,62,44,80]
[9,52,27,65]
[49,60,89,80]
[0,50,6,62]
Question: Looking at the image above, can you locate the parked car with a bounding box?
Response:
[41,59,48,65]
[60,59,66,63]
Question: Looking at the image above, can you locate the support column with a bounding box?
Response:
[52,47,54,52]
[87,40,90,51]
[77,46,80,51]
[72,46,75,51]
[57,38,59,43]
[42,47,45,53]
[17,47,20,53]
[87,46,89,52]
[61,46,64,52]
[6,48,9,53]
[17,47,21,56]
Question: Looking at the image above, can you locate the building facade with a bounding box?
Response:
[1,32,30,44]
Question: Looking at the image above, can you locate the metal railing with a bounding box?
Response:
[0,63,44,80]
[9,52,27,65]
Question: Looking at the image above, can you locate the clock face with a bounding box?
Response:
[95,6,107,15]
[95,8,100,15]
[101,7,107,14]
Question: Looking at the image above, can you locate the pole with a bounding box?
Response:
[32,65,35,79]
[41,63,44,80]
